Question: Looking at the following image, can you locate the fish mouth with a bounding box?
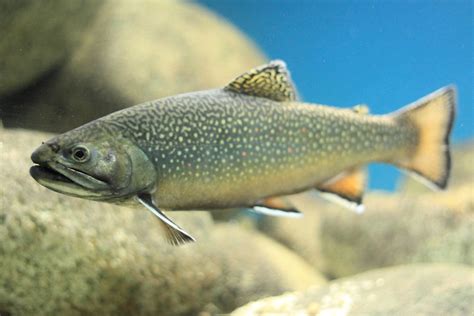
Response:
[30,161,110,198]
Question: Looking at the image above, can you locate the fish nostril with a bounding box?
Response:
[48,142,60,153]
[31,142,59,164]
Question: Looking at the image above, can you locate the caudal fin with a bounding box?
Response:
[392,86,456,190]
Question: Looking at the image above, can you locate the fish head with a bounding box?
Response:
[30,123,157,202]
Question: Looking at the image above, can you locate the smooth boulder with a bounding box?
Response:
[1,0,265,132]
[232,264,474,315]
[0,0,100,96]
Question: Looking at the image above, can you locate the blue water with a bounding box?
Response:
[199,0,473,191]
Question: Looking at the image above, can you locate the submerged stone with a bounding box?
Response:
[232,264,474,315]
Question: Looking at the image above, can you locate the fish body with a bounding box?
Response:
[100,90,411,209]
[30,61,456,245]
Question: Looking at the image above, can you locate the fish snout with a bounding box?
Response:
[31,142,59,164]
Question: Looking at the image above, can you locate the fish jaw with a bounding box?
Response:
[30,136,159,202]
[30,143,113,199]
[29,164,108,199]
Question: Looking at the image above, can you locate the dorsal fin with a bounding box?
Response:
[316,167,366,213]
[224,60,298,102]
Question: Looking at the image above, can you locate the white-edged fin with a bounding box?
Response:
[316,167,366,209]
[401,169,441,192]
[137,193,195,246]
[250,205,303,218]
[318,191,365,214]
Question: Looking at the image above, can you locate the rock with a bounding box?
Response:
[0,128,325,315]
[1,0,265,132]
[0,0,100,96]
[206,224,327,312]
[232,264,474,315]
[258,193,325,272]
[319,185,474,278]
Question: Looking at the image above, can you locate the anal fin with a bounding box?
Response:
[316,167,366,214]
[137,193,196,246]
[250,196,303,218]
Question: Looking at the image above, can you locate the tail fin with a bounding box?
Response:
[392,86,456,190]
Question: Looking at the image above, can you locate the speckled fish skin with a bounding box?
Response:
[94,89,410,209]
[30,60,455,216]
[29,60,456,244]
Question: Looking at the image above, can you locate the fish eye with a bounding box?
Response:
[71,146,90,162]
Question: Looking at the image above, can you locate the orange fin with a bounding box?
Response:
[391,86,456,190]
[316,167,366,213]
[251,197,302,218]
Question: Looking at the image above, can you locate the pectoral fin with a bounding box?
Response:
[137,193,195,246]
[316,167,366,214]
[250,196,303,218]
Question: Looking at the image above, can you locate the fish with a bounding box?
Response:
[30,60,456,245]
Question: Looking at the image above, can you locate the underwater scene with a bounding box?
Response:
[0,0,472,315]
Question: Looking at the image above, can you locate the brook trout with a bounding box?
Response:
[30,61,456,245]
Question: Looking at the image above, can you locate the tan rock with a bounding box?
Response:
[319,186,474,278]
[2,0,265,132]
[0,0,100,96]
[232,264,474,316]
[258,193,325,271]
